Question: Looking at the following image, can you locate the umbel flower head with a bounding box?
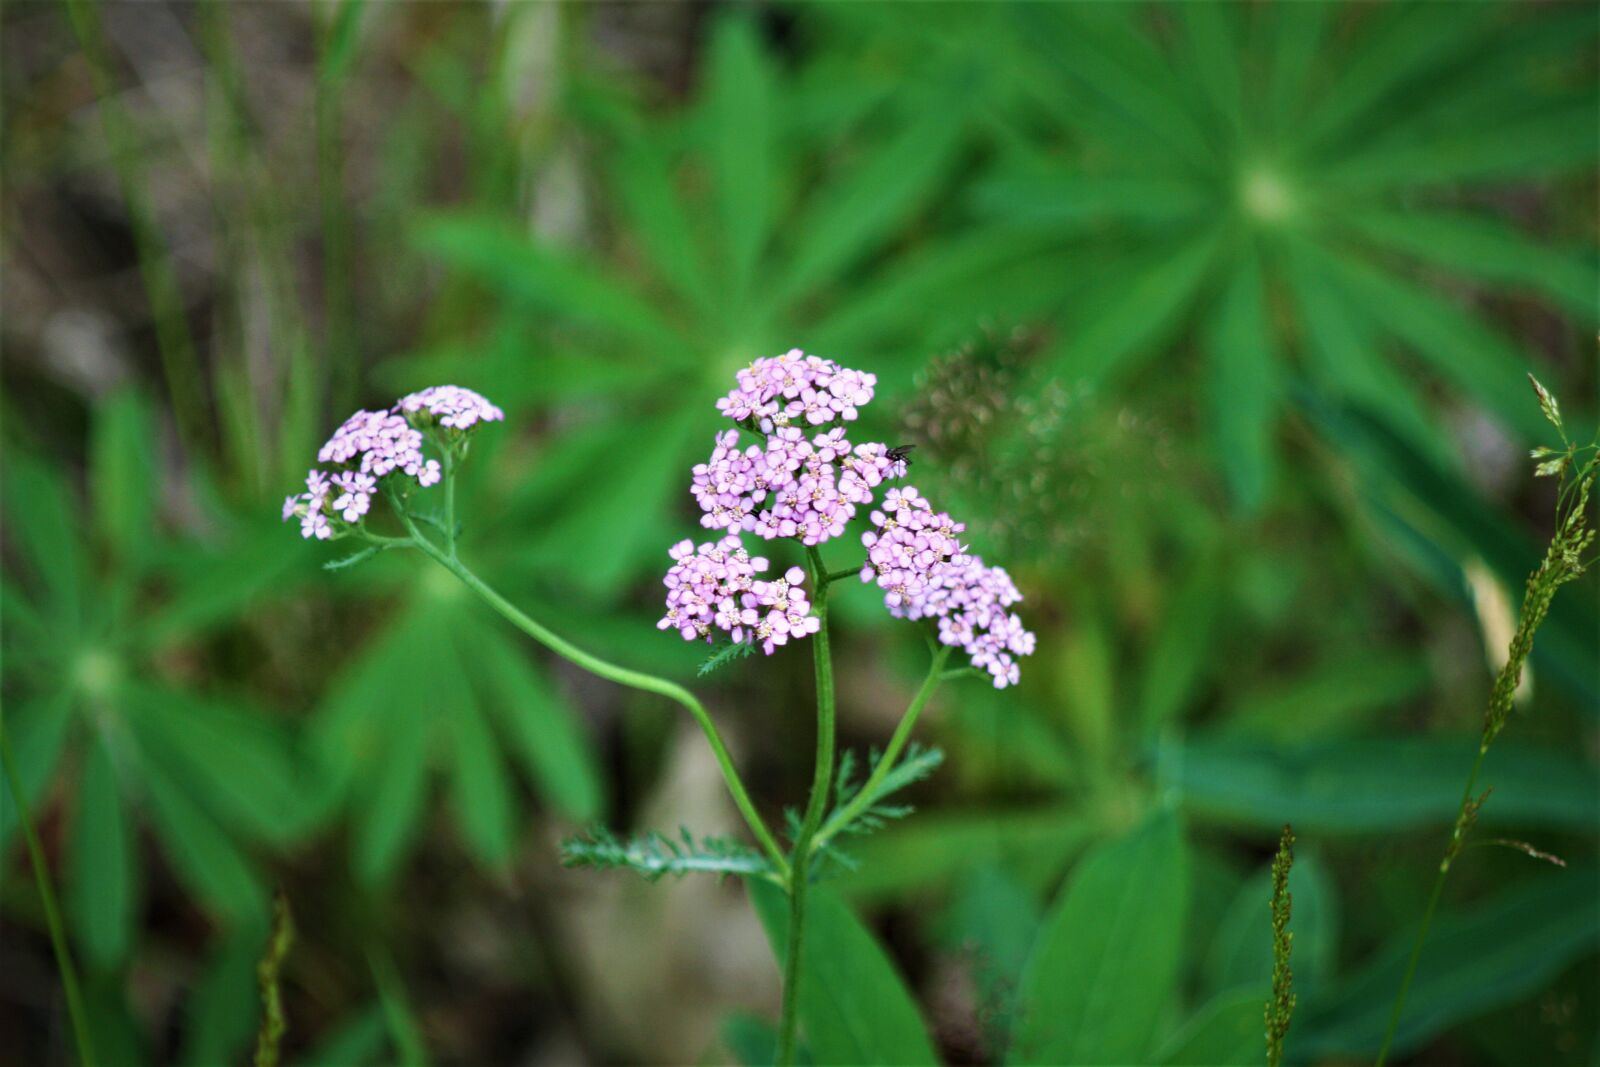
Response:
[860,487,1034,688]
[282,385,503,540]
[661,348,1035,685]
[657,537,820,654]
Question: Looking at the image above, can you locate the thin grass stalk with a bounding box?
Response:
[1375,385,1595,1066]
[0,726,97,1067]
[315,0,361,414]
[62,0,211,453]
[199,2,324,491]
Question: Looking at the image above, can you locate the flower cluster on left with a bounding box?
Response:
[282,385,503,540]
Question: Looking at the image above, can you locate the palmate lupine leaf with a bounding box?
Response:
[315,591,605,884]
[447,665,517,865]
[971,0,1594,511]
[708,16,774,303]
[1292,3,1506,154]
[1207,249,1277,511]
[1338,208,1599,323]
[463,610,603,823]
[3,395,315,969]
[68,733,136,968]
[770,93,970,308]
[89,389,157,565]
[406,12,996,598]
[1053,231,1222,386]
[561,825,778,883]
[411,216,693,356]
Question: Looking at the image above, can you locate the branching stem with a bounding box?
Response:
[812,644,951,855]
[778,546,837,1067]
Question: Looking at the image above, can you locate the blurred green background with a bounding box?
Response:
[2,2,1596,1064]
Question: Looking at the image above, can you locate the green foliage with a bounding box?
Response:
[313,597,603,884]
[749,879,939,1066]
[1159,735,1599,834]
[1010,811,1190,1065]
[935,864,1042,1056]
[407,13,1006,599]
[561,825,778,884]
[6,2,1597,1061]
[973,2,1596,507]
[698,639,758,677]
[2,395,312,969]
[1154,988,1264,1067]
[1297,865,1600,1059]
[833,807,1096,903]
[815,745,946,856]
[723,1011,813,1067]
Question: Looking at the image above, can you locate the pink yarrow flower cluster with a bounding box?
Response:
[398,384,505,430]
[663,347,1031,682]
[861,486,1035,688]
[717,348,877,432]
[283,385,502,540]
[658,537,821,654]
[659,348,897,656]
[692,427,905,547]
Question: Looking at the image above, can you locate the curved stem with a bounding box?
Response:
[404,530,788,879]
[812,643,951,855]
[778,547,837,1067]
[1374,742,1490,1066]
[1,727,96,1067]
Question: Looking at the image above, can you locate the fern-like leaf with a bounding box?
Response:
[561,825,780,884]
[807,745,945,877]
[698,640,757,677]
[324,546,380,571]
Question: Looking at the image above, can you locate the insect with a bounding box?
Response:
[886,443,916,468]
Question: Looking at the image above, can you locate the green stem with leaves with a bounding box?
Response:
[812,643,951,855]
[386,501,788,879]
[777,546,838,1067]
[1,727,97,1067]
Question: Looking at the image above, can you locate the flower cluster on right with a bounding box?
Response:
[861,488,1034,687]
[660,348,1034,687]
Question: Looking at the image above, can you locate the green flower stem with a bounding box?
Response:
[441,447,458,559]
[811,643,951,855]
[822,566,861,586]
[0,726,96,1067]
[400,522,789,879]
[778,545,838,1067]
